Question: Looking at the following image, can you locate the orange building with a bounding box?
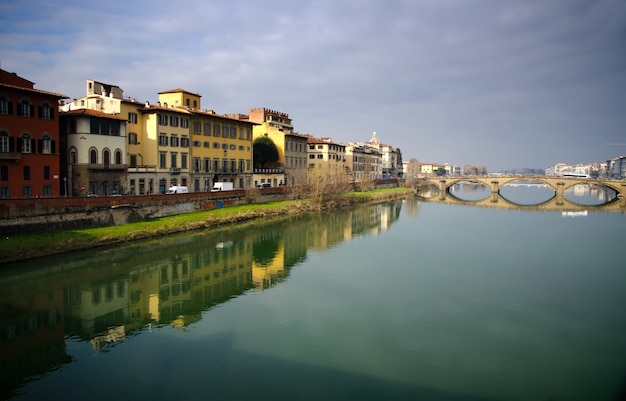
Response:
[0,68,67,197]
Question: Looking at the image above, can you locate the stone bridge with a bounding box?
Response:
[416,175,626,211]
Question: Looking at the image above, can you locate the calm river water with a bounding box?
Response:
[1,185,625,401]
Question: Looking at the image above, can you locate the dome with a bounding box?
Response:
[368,131,380,145]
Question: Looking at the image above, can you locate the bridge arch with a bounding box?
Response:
[424,175,624,198]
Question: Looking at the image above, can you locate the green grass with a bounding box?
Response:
[0,188,411,264]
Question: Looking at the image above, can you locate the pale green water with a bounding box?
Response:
[1,195,625,401]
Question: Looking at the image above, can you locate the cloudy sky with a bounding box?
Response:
[1,0,624,171]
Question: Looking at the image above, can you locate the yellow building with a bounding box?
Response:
[306,136,348,182]
[158,89,255,191]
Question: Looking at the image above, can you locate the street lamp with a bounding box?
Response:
[63,177,67,197]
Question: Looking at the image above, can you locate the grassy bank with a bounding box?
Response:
[0,187,411,265]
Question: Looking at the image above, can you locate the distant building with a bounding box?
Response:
[306,136,347,182]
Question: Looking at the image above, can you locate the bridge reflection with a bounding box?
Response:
[416,175,626,212]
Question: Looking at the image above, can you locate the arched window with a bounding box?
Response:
[90,148,97,164]
[115,150,122,165]
[20,133,32,153]
[103,149,110,166]
[0,131,11,153]
[39,102,53,119]
[0,96,11,115]
[19,99,32,117]
[40,134,52,154]
[69,147,77,164]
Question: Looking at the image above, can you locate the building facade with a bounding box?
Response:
[59,109,127,196]
[0,69,67,198]
[306,136,347,182]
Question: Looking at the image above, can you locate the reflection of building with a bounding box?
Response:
[0,279,69,398]
[252,232,288,291]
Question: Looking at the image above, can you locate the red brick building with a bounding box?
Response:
[0,69,67,198]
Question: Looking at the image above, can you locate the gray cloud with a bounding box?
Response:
[1,0,624,170]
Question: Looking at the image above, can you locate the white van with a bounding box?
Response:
[166,186,188,194]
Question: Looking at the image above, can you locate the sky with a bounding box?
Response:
[1,0,625,171]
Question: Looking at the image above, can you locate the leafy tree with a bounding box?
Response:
[253,137,279,168]
[436,167,447,176]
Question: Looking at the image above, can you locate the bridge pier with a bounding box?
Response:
[490,181,500,203]
[556,182,565,206]
[439,180,447,200]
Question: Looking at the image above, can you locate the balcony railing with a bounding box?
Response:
[87,163,127,171]
[253,168,284,174]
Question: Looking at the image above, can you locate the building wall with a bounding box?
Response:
[1,72,66,198]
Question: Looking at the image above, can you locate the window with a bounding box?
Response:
[193,140,201,147]
[193,121,202,133]
[103,149,110,166]
[20,134,32,153]
[170,116,179,127]
[40,135,51,154]
[128,132,138,144]
[309,154,315,159]
[222,125,229,138]
[181,153,187,169]
[0,187,8,198]
[128,112,138,124]
[129,154,137,167]
[0,132,10,152]
[204,158,210,172]
[229,144,236,150]
[239,128,244,139]
[43,185,51,196]
[214,125,220,137]
[213,142,220,149]
[43,166,50,180]
[19,100,32,117]
[193,157,201,172]
[159,134,168,146]
[181,136,189,147]
[0,97,10,115]
[22,185,32,197]
[204,122,211,135]
[39,103,52,119]
[170,135,179,147]
[317,154,323,159]
[70,149,77,164]
[159,152,167,168]
[222,159,228,171]
[171,153,177,168]
[158,114,168,125]
[90,149,97,164]
[181,118,189,128]
[1,166,8,180]
[230,127,236,138]
[23,166,30,180]
[203,141,210,148]
[115,150,122,164]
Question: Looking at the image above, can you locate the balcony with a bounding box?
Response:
[0,152,21,161]
[170,167,181,174]
[87,163,127,171]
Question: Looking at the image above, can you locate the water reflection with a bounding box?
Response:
[0,200,403,398]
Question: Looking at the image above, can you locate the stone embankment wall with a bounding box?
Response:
[0,189,278,236]
[0,180,400,236]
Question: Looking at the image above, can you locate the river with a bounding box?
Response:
[1,185,625,401]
